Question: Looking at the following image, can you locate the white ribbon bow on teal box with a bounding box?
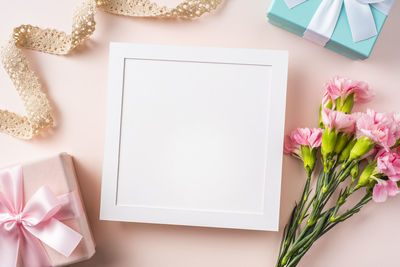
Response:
[267,0,394,59]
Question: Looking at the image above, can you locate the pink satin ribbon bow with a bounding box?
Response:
[0,165,83,267]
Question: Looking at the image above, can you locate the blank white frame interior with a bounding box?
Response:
[100,43,288,231]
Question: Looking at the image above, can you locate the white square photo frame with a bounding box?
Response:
[100,43,288,231]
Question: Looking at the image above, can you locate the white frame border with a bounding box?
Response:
[100,43,288,231]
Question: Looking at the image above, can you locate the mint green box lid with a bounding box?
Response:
[267,0,389,60]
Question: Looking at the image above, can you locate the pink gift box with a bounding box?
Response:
[1,153,95,267]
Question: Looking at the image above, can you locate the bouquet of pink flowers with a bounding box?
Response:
[277,76,400,267]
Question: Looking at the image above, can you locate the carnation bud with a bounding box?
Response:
[338,93,354,114]
[318,105,324,128]
[350,163,359,179]
[325,100,333,109]
[358,161,377,187]
[300,145,316,176]
[337,195,346,206]
[334,133,350,155]
[348,137,375,161]
[338,138,357,163]
[321,128,337,158]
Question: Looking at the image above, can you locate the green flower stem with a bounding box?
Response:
[310,167,340,227]
[285,247,308,267]
[281,212,331,266]
[278,175,312,266]
[277,159,362,267]
[276,221,291,267]
[308,170,326,226]
[280,193,372,267]
[298,194,317,225]
[278,214,314,266]
[330,191,371,223]
[330,185,361,221]
[317,161,357,212]
[280,226,314,265]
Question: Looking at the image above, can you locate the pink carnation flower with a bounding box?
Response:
[291,128,323,148]
[284,135,301,157]
[373,180,400,203]
[356,109,400,150]
[284,128,323,156]
[390,112,400,140]
[323,76,374,105]
[322,91,332,108]
[321,108,356,133]
[376,149,400,182]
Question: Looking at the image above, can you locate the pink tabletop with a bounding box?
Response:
[0,1,399,267]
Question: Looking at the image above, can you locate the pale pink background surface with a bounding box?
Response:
[0,1,399,267]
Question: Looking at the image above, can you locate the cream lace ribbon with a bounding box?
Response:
[0,0,222,139]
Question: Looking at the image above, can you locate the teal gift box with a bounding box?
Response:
[267,0,391,60]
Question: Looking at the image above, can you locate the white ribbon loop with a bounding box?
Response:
[282,0,394,45]
[345,0,377,42]
[369,0,394,15]
[303,0,343,46]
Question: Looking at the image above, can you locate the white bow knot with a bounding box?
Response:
[284,0,394,46]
